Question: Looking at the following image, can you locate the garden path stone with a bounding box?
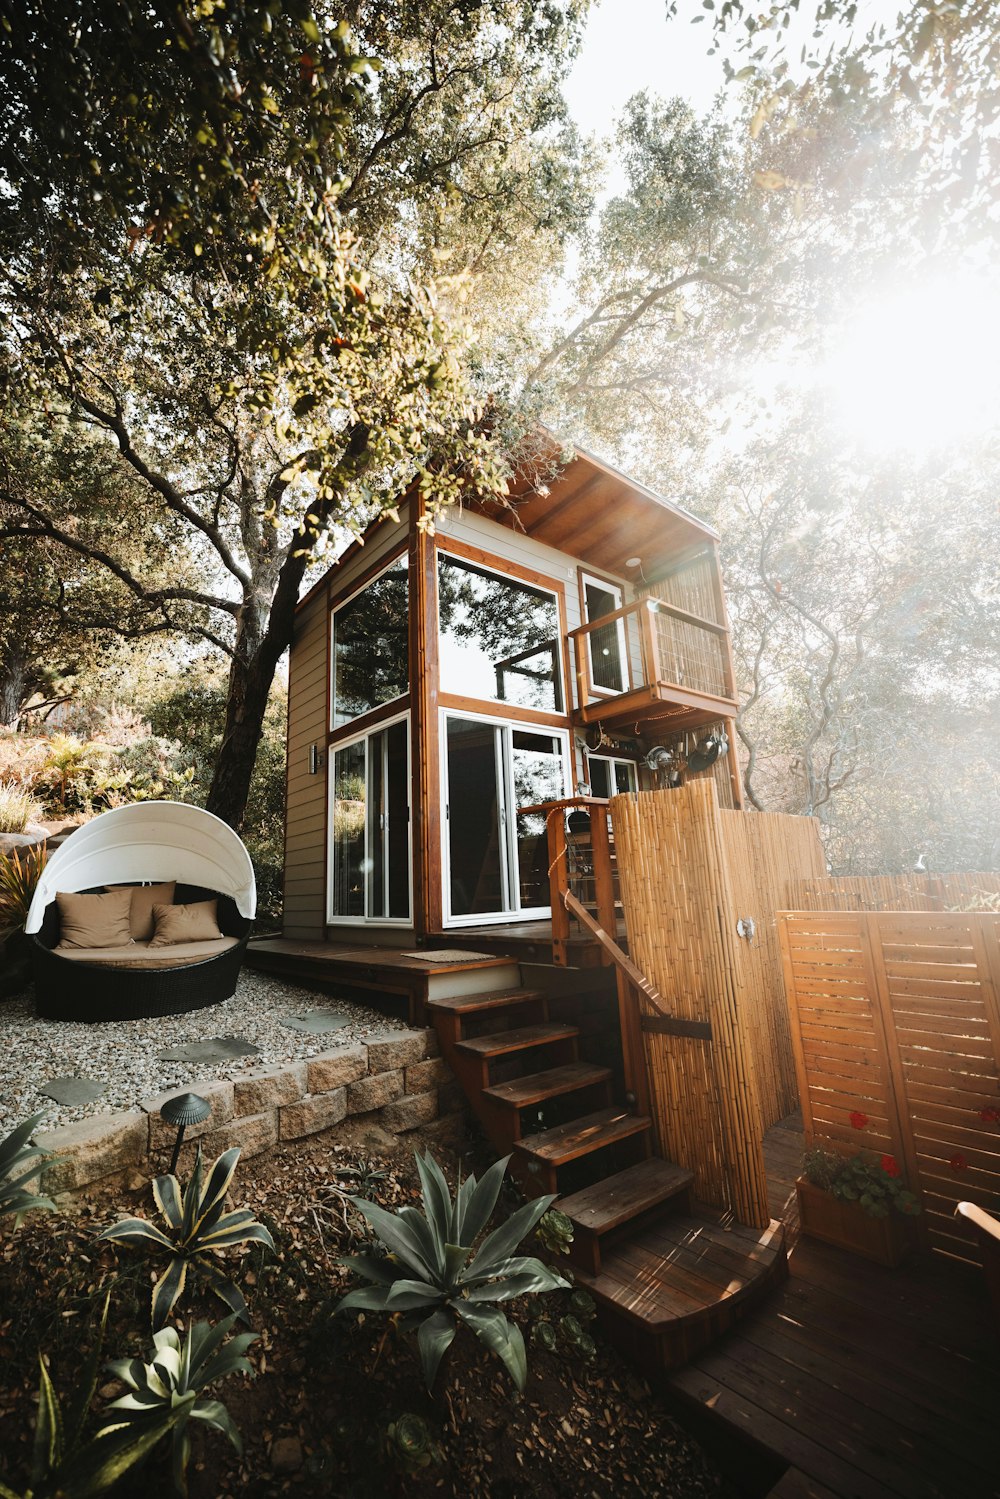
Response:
[37,1076,105,1106]
[155,1036,261,1063]
[279,1011,351,1035]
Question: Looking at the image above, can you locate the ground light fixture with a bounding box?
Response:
[160,1091,212,1173]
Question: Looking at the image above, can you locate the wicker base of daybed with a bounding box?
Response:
[30,934,250,1022]
[30,885,252,1022]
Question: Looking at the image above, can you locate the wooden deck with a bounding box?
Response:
[669,1114,998,1499]
[428,918,628,967]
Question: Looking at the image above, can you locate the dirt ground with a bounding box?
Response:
[0,1117,734,1498]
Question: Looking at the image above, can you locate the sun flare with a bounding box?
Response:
[823,272,1000,457]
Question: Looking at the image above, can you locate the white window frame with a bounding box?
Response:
[439,707,572,927]
[580,571,629,699]
[437,548,566,716]
[586,752,638,799]
[329,554,409,732]
[327,708,412,927]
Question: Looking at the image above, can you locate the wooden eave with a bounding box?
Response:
[469,443,718,580]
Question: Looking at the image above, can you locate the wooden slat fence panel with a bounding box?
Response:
[780,910,1000,1265]
[788,872,1000,913]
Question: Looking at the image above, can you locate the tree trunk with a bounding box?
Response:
[0,646,27,728]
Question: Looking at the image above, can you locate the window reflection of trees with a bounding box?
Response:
[438,556,562,712]
[332,558,409,727]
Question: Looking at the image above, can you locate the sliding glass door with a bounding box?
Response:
[443,712,569,924]
[329,714,411,924]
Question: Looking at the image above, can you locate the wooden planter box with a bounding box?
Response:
[795,1177,912,1267]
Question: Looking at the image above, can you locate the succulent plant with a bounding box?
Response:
[531,1320,558,1352]
[568,1289,596,1322]
[104,1316,256,1497]
[98,1146,274,1329]
[383,1414,442,1475]
[535,1207,574,1256]
[338,1149,569,1392]
[0,1296,180,1499]
[0,1112,60,1225]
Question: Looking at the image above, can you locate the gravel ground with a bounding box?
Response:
[0,970,413,1130]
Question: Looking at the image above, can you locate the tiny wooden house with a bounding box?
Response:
[282,443,742,951]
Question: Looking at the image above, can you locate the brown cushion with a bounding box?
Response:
[57,936,238,969]
[56,889,134,950]
[148,898,223,947]
[106,882,177,942]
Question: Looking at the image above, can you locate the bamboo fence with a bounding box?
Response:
[610,781,824,1227]
[778,909,1000,1265]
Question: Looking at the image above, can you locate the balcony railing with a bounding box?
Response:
[567,597,737,728]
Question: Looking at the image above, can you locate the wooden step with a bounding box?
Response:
[426,987,544,1016]
[455,1021,578,1060]
[483,1062,612,1110]
[557,1158,695,1274]
[517,1108,652,1193]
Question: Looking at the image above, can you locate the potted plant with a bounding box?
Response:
[796,1147,921,1266]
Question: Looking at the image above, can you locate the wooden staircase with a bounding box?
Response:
[428,974,787,1372]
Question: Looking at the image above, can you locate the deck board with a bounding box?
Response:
[669,1115,998,1499]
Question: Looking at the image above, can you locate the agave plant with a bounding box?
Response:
[338,1149,569,1392]
[103,1316,257,1497]
[0,1113,59,1225]
[0,1296,179,1499]
[98,1146,274,1329]
[0,843,48,929]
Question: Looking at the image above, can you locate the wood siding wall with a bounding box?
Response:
[284,589,329,938]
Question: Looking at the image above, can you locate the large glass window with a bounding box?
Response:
[330,717,410,922]
[331,556,409,729]
[437,554,562,714]
[443,712,568,923]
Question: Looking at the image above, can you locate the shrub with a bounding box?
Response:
[0,842,48,928]
[98,1146,274,1329]
[0,780,41,835]
[337,1150,569,1392]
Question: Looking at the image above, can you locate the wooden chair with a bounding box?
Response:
[955,1202,1000,1331]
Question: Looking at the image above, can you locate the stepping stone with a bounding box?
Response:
[279,1011,351,1035]
[156,1036,262,1063]
[37,1076,104,1106]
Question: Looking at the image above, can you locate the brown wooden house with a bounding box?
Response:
[279,442,741,955]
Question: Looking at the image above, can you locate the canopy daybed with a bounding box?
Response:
[25,802,256,1022]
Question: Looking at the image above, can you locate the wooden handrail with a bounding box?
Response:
[956,1201,1000,1241]
[566,595,730,641]
[563,890,671,1018]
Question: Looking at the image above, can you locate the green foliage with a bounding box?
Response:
[0,843,47,931]
[535,1207,574,1256]
[802,1148,921,1219]
[382,1414,443,1477]
[0,782,41,835]
[338,1150,569,1392]
[104,1317,257,1498]
[0,1113,59,1225]
[0,1295,180,1499]
[98,1147,274,1330]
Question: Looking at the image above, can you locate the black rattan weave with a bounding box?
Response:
[30,885,252,1022]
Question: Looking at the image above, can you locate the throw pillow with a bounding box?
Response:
[56,889,134,950]
[106,882,177,942]
[148,898,223,947]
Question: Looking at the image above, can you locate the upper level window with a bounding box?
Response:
[437,553,563,714]
[331,555,409,729]
[587,755,638,799]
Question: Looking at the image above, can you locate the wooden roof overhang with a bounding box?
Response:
[467,442,718,581]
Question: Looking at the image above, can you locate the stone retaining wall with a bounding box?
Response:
[37,1028,464,1198]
